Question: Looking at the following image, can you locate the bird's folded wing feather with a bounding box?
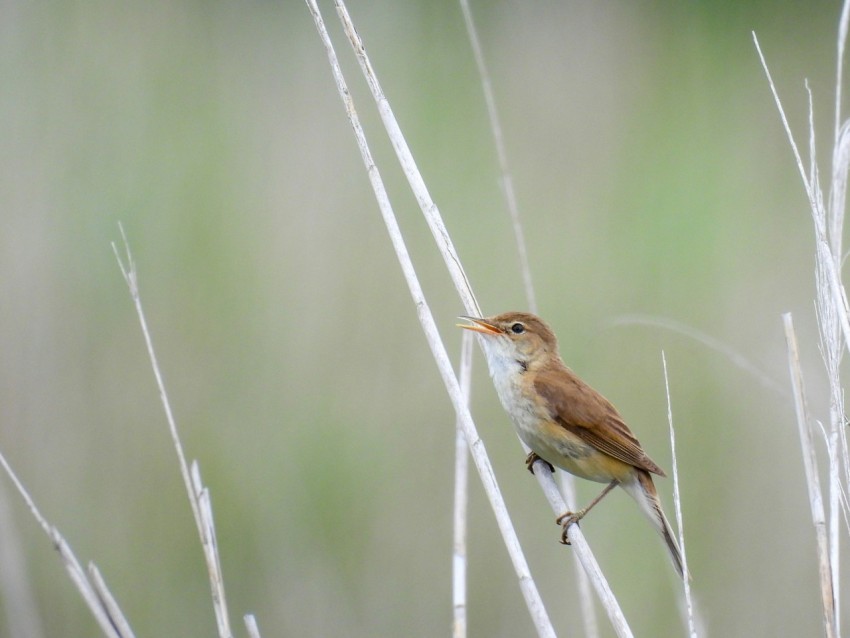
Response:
[533,368,666,476]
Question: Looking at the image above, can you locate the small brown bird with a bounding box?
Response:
[459,311,686,578]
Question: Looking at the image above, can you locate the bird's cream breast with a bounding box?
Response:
[488,359,628,483]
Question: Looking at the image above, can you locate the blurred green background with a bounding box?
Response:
[1,0,847,636]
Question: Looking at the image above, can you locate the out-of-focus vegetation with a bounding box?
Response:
[0,1,847,636]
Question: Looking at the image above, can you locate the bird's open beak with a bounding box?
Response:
[457,316,501,335]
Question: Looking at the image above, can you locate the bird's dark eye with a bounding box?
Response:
[510,322,525,334]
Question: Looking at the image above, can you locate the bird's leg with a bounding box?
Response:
[525,451,555,475]
[556,479,619,545]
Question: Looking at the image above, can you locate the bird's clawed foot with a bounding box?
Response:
[525,452,555,475]
[556,511,583,545]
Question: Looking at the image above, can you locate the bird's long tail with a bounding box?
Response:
[620,470,688,580]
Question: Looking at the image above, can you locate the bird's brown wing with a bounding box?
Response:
[533,366,666,476]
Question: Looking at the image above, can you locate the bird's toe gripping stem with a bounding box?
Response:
[525,451,555,475]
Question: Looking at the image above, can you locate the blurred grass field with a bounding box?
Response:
[0,1,847,636]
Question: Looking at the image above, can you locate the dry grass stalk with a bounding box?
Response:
[755,10,850,635]
[662,353,697,636]
[457,0,537,314]
[243,614,262,638]
[113,226,237,638]
[456,3,599,635]
[306,1,561,634]
[307,0,637,635]
[0,448,135,638]
[452,330,473,638]
[783,314,836,638]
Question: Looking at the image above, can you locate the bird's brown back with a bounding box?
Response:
[532,361,666,476]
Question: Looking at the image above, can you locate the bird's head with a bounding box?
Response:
[458,311,559,371]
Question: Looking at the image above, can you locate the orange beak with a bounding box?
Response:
[457,316,501,336]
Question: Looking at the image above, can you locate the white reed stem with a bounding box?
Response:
[456,4,600,633]
[532,461,632,637]
[452,331,473,638]
[112,226,233,638]
[783,314,837,638]
[322,2,633,635]
[828,10,850,630]
[558,471,600,637]
[662,352,696,637]
[835,0,850,145]
[458,0,537,314]
[0,448,134,638]
[332,2,480,318]
[756,26,850,638]
[88,564,136,638]
[305,2,555,634]
[754,34,850,353]
[243,614,262,638]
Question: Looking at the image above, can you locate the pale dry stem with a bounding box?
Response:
[457,4,599,635]
[452,330,473,638]
[308,0,639,635]
[0,448,135,638]
[662,352,698,637]
[783,314,836,638]
[112,225,235,638]
[755,26,849,638]
[306,1,555,634]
